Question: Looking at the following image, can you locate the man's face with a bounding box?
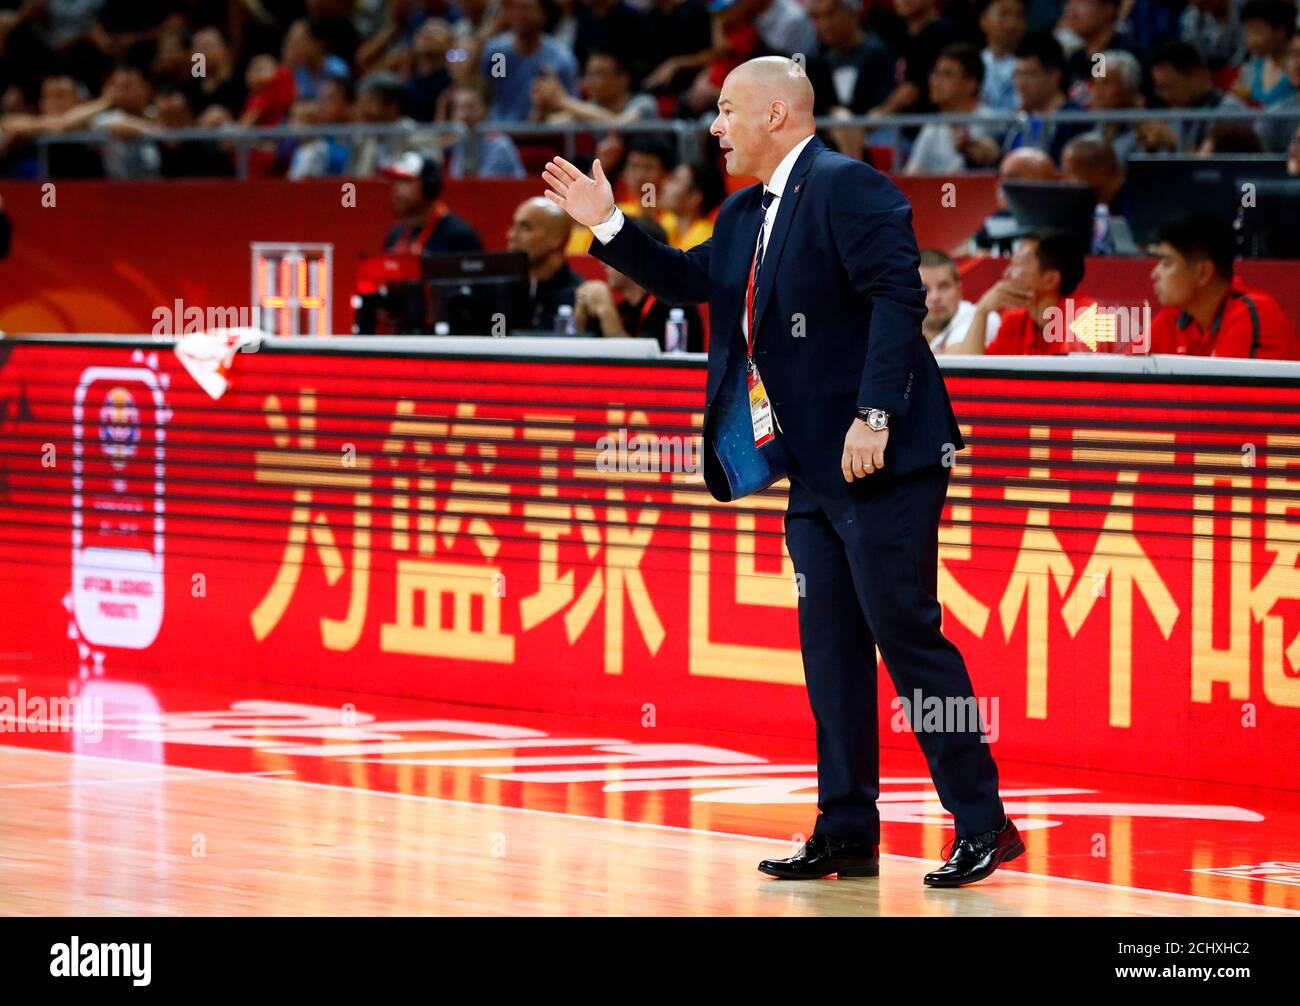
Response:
[929,56,972,107]
[193,28,227,67]
[660,163,695,214]
[980,0,1026,49]
[504,0,544,35]
[810,0,856,49]
[109,69,151,114]
[507,202,565,263]
[451,87,486,124]
[283,22,320,66]
[584,54,627,106]
[1090,66,1134,108]
[606,264,635,296]
[1012,56,1056,109]
[414,19,452,60]
[920,264,962,330]
[390,176,426,217]
[357,89,397,123]
[1150,242,1206,306]
[313,81,351,123]
[622,152,667,202]
[1064,0,1114,39]
[1006,238,1051,294]
[40,76,78,116]
[710,73,773,178]
[247,54,278,91]
[157,92,193,128]
[1152,64,1198,107]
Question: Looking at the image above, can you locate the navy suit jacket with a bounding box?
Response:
[589,135,965,503]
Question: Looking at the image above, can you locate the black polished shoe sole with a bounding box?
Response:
[921,837,1026,888]
[757,860,880,880]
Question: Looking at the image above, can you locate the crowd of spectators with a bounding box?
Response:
[2,0,1298,357]
[4,0,1300,183]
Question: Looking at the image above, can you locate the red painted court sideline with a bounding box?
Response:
[1,671,1295,918]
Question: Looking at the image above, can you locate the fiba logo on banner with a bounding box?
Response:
[71,361,170,653]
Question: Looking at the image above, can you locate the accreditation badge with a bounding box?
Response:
[746,358,776,447]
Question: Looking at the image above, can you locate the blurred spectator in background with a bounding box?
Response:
[803,0,895,117]
[507,195,583,329]
[869,0,961,115]
[348,71,415,175]
[306,0,363,69]
[1140,41,1244,153]
[1234,0,1296,108]
[191,26,247,117]
[1258,32,1300,151]
[532,48,658,124]
[1060,134,1138,254]
[0,74,107,178]
[481,0,578,120]
[639,0,713,99]
[283,18,351,102]
[957,230,1093,353]
[978,0,1028,112]
[239,53,296,126]
[960,145,1057,255]
[289,74,355,178]
[402,17,453,121]
[444,78,526,178]
[1078,47,1143,162]
[659,155,724,248]
[1148,211,1299,359]
[569,132,679,252]
[92,62,161,178]
[384,150,484,253]
[1060,0,1143,109]
[904,43,1001,173]
[573,215,706,348]
[1002,33,1090,163]
[677,0,815,118]
[920,248,1001,353]
[156,82,234,177]
[572,0,642,82]
[1179,0,1246,75]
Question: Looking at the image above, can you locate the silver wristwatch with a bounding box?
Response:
[857,407,889,431]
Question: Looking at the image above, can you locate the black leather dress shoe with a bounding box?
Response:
[757,834,880,879]
[922,816,1024,887]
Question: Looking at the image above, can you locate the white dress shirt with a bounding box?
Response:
[928,300,1000,353]
[591,132,816,344]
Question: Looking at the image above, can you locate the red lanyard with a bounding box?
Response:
[407,201,449,254]
[744,243,759,357]
[636,294,657,334]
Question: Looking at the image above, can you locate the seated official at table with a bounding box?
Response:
[382,150,483,255]
[507,196,585,330]
[572,216,705,350]
[953,230,1094,354]
[920,248,1000,353]
[1146,211,1300,360]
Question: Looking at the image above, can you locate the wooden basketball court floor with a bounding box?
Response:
[2,671,1298,917]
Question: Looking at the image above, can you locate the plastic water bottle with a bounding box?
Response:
[1093,204,1114,255]
[664,308,686,353]
[555,303,575,335]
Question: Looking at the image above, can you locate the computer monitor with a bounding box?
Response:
[353,250,531,335]
[1236,179,1300,258]
[1002,180,1096,247]
[1124,155,1289,248]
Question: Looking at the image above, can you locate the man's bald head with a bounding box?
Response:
[508,195,573,272]
[711,57,817,183]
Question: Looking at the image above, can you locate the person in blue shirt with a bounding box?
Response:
[479,0,579,120]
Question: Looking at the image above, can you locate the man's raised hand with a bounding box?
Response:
[542,156,616,228]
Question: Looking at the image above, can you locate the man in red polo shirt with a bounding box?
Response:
[953,230,1095,354]
[1147,212,1299,360]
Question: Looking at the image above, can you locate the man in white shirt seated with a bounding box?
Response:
[920,249,1001,353]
